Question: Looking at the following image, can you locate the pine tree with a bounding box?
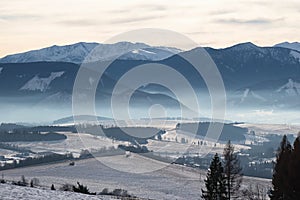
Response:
[288,135,300,199]
[223,140,242,199]
[202,153,227,200]
[270,135,292,199]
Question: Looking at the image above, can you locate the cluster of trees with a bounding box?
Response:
[55,182,133,198]
[20,126,77,133]
[270,134,300,199]
[202,141,243,200]
[0,143,32,153]
[0,130,66,142]
[76,124,165,145]
[79,146,122,159]
[102,127,164,144]
[0,153,73,170]
[202,134,300,199]
[241,161,273,179]
[118,144,149,153]
[177,122,246,142]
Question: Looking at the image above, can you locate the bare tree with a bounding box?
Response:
[223,140,243,199]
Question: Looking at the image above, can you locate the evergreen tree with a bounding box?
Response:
[270,135,292,199]
[223,140,242,199]
[202,153,227,200]
[288,135,300,199]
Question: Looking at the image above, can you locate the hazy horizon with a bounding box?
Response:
[1,0,300,57]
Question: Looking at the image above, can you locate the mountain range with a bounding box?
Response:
[0,41,299,64]
[0,41,299,122]
[0,42,181,64]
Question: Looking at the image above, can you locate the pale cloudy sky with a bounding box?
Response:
[0,0,299,57]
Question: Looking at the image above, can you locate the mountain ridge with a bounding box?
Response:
[274,41,300,52]
[0,42,182,64]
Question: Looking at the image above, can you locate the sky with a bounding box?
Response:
[0,0,299,57]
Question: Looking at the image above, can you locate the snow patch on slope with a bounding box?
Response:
[0,67,3,74]
[277,79,300,96]
[20,71,64,92]
[84,42,150,63]
[240,88,250,103]
[240,89,266,103]
[120,47,181,61]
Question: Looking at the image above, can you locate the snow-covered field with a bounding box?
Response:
[0,183,115,200]
[146,128,250,159]
[236,123,300,136]
[1,154,271,200]
[0,122,286,199]
[8,132,124,157]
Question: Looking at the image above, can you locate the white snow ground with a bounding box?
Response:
[1,155,271,200]
[0,122,285,199]
[236,123,300,136]
[8,132,124,157]
[0,183,115,200]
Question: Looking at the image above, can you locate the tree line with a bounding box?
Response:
[270,134,300,200]
[0,153,73,170]
[0,130,66,142]
[202,134,300,200]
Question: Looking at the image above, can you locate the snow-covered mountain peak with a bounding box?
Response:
[274,42,300,52]
[227,42,260,51]
[0,42,99,64]
[0,42,182,64]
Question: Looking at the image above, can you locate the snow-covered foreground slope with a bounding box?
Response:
[2,155,271,200]
[0,183,115,200]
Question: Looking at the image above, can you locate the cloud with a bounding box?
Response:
[110,15,163,24]
[209,9,235,16]
[0,14,40,21]
[108,4,167,15]
[185,31,220,35]
[214,17,284,25]
[139,4,167,11]
[56,19,98,27]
